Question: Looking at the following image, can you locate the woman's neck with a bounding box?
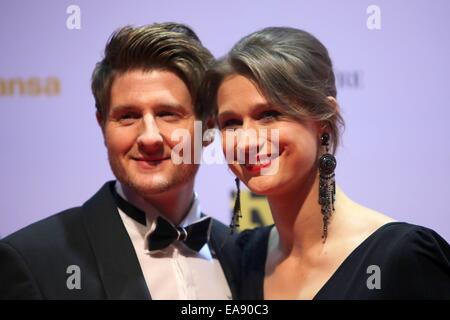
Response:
[267,174,350,257]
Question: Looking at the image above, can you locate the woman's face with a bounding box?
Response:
[216,74,320,196]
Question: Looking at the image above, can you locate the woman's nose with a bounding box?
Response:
[235,125,265,164]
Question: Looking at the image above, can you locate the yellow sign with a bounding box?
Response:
[230,190,273,231]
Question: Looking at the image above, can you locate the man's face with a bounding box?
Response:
[99,69,199,198]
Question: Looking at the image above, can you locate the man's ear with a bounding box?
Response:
[202,118,216,147]
[96,111,106,146]
[96,111,104,130]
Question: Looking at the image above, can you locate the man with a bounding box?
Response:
[0,23,239,299]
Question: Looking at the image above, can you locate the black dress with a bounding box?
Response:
[237,222,450,299]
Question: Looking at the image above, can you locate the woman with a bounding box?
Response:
[199,27,450,299]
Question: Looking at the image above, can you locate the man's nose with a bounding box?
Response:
[136,114,164,153]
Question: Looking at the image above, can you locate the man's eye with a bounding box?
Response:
[159,111,174,117]
[121,113,139,119]
[158,111,180,119]
[118,113,140,124]
[259,110,281,121]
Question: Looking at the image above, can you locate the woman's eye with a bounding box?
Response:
[259,110,281,121]
[220,119,242,129]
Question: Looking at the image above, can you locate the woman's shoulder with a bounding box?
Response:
[343,197,450,266]
[369,222,449,249]
[363,222,450,298]
[342,201,449,261]
[362,222,450,258]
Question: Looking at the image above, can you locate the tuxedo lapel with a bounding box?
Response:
[208,219,240,299]
[81,181,151,300]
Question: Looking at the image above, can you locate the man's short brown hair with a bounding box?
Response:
[91,22,214,120]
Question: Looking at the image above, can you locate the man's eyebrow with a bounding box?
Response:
[107,105,139,117]
[109,103,188,114]
[155,103,186,110]
[110,105,137,112]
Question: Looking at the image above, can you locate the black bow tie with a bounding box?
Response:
[147,216,212,252]
[111,184,211,252]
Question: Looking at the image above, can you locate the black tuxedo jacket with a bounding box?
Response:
[0,181,240,299]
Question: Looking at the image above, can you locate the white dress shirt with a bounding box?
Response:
[115,182,232,300]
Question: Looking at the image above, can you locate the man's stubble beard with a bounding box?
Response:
[107,152,199,198]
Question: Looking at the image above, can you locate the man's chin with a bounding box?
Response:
[110,161,198,198]
[124,176,172,196]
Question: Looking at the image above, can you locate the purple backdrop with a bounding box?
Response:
[1,0,449,241]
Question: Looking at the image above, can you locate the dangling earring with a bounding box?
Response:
[230,177,242,234]
[318,132,337,242]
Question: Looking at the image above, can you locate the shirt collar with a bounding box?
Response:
[114,181,203,229]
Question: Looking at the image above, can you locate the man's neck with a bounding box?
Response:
[118,181,195,225]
